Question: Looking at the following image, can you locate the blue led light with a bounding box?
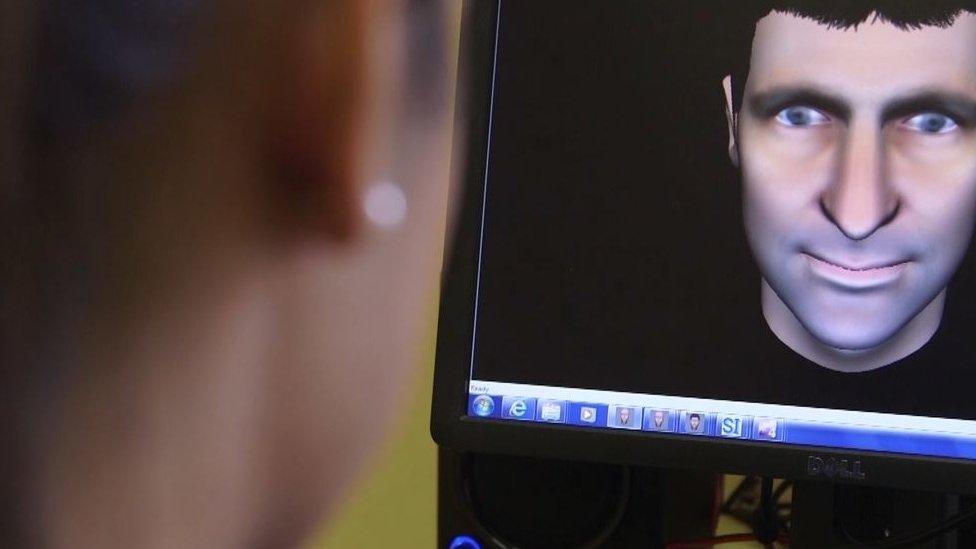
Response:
[449,534,481,549]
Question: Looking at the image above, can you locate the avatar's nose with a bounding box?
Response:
[820,122,900,240]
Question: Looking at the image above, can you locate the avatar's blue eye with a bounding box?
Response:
[903,113,959,134]
[775,106,830,127]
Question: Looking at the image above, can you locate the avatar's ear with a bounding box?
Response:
[722,75,740,167]
[269,1,369,242]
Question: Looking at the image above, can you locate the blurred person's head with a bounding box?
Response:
[0,1,455,547]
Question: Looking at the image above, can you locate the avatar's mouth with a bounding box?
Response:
[804,253,909,290]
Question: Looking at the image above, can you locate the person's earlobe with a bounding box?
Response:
[722,75,740,167]
[268,2,368,242]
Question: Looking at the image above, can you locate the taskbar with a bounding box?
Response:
[466,380,976,461]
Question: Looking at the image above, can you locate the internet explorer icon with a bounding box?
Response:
[509,400,527,418]
[500,397,537,421]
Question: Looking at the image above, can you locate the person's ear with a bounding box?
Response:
[722,75,740,167]
[269,1,370,242]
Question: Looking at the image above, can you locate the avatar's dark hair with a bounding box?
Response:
[727,1,976,114]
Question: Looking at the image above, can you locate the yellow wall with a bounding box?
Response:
[308,337,439,548]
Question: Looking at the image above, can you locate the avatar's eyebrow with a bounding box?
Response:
[882,92,976,127]
[748,86,851,120]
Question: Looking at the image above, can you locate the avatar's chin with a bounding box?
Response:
[759,280,947,373]
[800,323,899,353]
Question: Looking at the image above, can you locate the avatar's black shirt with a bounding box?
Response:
[748,287,976,421]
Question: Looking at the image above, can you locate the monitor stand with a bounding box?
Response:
[790,481,965,548]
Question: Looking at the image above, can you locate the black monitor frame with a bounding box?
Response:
[430,0,976,496]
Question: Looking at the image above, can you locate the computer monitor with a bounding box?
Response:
[432,0,976,495]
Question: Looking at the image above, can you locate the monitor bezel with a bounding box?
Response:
[430,0,976,495]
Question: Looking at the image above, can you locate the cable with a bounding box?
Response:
[753,477,780,545]
[720,476,756,514]
[836,501,976,548]
[669,477,792,549]
[772,480,792,502]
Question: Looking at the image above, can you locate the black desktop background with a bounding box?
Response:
[469,1,976,421]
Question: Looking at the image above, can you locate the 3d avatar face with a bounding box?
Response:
[619,407,632,425]
[724,12,976,372]
[653,410,665,428]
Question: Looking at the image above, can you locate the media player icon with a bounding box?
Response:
[580,406,597,423]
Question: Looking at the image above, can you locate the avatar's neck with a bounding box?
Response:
[760,279,945,373]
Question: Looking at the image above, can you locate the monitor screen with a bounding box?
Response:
[438,1,976,477]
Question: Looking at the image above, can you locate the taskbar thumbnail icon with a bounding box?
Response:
[753,417,785,442]
[716,414,747,439]
[537,399,568,423]
[568,403,607,426]
[643,408,675,432]
[608,405,641,430]
[580,406,597,423]
[679,411,709,435]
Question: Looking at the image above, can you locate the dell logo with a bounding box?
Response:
[807,456,866,480]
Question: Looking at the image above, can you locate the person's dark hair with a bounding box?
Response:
[726,1,976,115]
[1,3,206,546]
[32,0,206,147]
